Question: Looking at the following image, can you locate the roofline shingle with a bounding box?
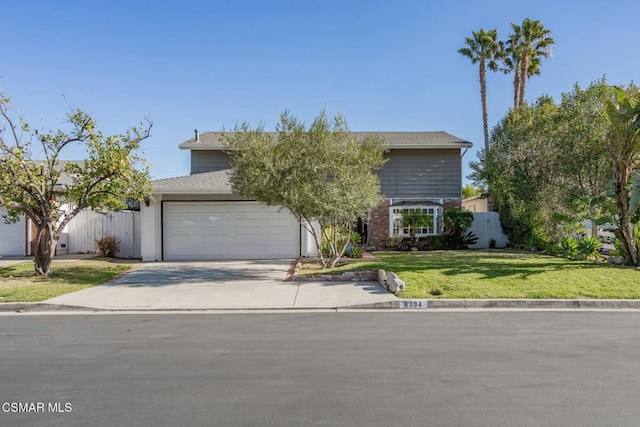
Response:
[179,131,472,150]
[152,170,233,194]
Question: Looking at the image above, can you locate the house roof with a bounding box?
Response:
[179,131,472,150]
[391,200,444,207]
[152,170,233,194]
[462,194,488,202]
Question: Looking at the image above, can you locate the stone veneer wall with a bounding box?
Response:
[368,198,462,250]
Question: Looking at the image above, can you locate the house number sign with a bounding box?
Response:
[399,300,428,309]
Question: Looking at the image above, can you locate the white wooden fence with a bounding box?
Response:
[66,210,141,258]
[469,212,509,249]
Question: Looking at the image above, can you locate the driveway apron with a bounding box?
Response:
[45,260,397,310]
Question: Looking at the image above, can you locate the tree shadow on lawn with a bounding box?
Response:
[0,266,128,285]
[378,251,617,281]
[438,260,607,281]
[0,265,27,277]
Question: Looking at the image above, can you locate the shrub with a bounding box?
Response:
[611,224,640,259]
[576,237,601,260]
[461,231,479,248]
[556,237,578,259]
[321,226,361,258]
[345,244,363,258]
[398,238,413,251]
[443,209,478,249]
[96,235,120,257]
[519,234,547,252]
[386,235,403,249]
[609,238,622,256]
[419,235,447,251]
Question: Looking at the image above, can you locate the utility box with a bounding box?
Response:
[56,232,69,256]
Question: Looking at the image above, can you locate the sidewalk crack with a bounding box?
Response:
[292,282,301,307]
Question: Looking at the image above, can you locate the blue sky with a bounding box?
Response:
[2,0,639,184]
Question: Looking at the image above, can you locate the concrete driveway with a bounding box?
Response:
[45,260,398,310]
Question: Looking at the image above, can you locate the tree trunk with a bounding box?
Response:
[301,219,328,268]
[513,65,521,109]
[328,223,353,268]
[590,219,598,241]
[518,54,529,108]
[613,165,639,266]
[479,61,490,152]
[34,221,58,276]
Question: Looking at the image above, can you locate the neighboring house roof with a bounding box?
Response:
[179,131,472,150]
[391,200,444,207]
[18,160,85,188]
[55,160,85,187]
[152,170,233,194]
[462,194,488,203]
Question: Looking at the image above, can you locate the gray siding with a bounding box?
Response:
[161,194,245,202]
[190,148,462,198]
[191,151,231,174]
[377,149,462,199]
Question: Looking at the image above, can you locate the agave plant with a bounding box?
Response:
[576,237,601,260]
[556,237,578,259]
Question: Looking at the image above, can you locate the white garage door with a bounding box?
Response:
[0,214,26,256]
[163,201,300,260]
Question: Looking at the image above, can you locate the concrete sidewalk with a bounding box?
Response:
[43,261,398,310]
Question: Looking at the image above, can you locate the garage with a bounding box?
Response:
[0,213,26,256]
[162,201,301,260]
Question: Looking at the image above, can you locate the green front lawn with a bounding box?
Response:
[381,251,640,299]
[0,259,135,302]
[301,250,640,299]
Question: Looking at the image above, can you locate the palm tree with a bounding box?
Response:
[505,19,555,108]
[605,85,640,266]
[458,29,502,151]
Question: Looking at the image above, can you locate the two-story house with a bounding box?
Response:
[140,131,471,261]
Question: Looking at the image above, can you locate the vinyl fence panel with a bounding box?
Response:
[469,212,509,249]
[66,210,141,258]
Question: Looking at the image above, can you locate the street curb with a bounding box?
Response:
[3,299,640,313]
[347,299,640,309]
[0,303,104,312]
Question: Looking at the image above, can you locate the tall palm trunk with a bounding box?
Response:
[518,53,530,108]
[513,67,521,109]
[479,61,490,151]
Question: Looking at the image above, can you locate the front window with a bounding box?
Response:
[390,205,441,237]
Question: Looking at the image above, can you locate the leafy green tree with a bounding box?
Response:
[605,85,640,265]
[471,79,640,261]
[471,96,560,246]
[554,79,612,238]
[0,91,152,276]
[458,28,503,151]
[222,110,387,268]
[504,18,555,108]
[462,184,483,198]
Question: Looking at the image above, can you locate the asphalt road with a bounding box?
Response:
[1,311,640,426]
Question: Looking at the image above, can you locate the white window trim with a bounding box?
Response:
[388,199,444,238]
